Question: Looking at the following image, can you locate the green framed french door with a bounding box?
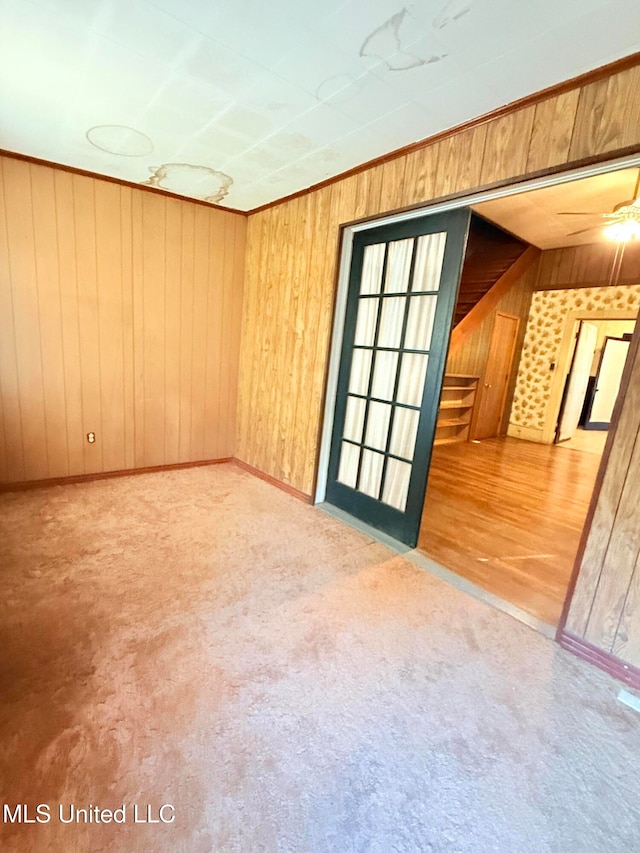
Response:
[325,208,471,546]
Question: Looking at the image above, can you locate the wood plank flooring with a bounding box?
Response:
[418,437,602,626]
[557,427,608,455]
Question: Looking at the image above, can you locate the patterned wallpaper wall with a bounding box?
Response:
[510,285,640,431]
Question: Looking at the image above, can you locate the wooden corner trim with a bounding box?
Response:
[557,628,640,689]
[232,458,313,503]
[247,52,640,216]
[0,148,249,217]
[0,458,233,492]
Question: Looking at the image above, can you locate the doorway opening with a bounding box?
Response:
[555,317,636,454]
[317,152,640,629]
[417,169,640,627]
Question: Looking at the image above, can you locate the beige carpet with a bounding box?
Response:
[1,463,639,852]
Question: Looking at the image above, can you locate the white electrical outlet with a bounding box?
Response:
[87,432,96,444]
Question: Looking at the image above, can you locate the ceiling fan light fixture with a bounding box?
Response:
[604,217,640,242]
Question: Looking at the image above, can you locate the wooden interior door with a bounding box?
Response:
[472,312,520,440]
[556,321,598,442]
[325,208,471,546]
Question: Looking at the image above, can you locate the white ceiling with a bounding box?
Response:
[1,0,639,212]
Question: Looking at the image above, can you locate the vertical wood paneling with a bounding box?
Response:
[203,208,225,461]
[535,240,640,289]
[95,181,127,473]
[163,197,183,464]
[570,66,640,161]
[0,155,246,484]
[29,163,68,478]
[567,333,640,636]
[131,188,145,468]
[614,547,640,663]
[177,202,195,463]
[141,194,167,467]
[0,160,25,482]
[73,173,103,474]
[229,216,246,454]
[378,156,408,214]
[400,143,439,208]
[433,125,488,197]
[235,214,260,464]
[566,328,640,666]
[569,78,610,162]
[274,195,304,483]
[354,167,383,219]
[4,159,49,481]
[120,187,135,471]
[526,91,580,172]
[301,186,335,490]
[238,62,640,499]
[583,426,640,650]
[479,107,536,186]
[189,206,211,463]
[53,170,85,477]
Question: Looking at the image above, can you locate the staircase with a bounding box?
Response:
[434,215,541,447]
[454,214,529,327]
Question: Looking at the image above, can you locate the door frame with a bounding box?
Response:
[315,151,640,506]
[542,309,638,444]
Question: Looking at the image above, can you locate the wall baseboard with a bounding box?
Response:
[232,459,312,503]
[1,456,313,505]
[0,458,233,493]
[507,423,546,443]
[557,628,640,689]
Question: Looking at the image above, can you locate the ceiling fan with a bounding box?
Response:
[558,169,640,241]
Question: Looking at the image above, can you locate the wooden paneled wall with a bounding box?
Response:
[237,62,640,497]
[0,156,246,485]
[535,240,640,290]
[445,264,537,433]
[564,325,640,671]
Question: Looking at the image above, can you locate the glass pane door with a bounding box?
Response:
[326,209,471,546]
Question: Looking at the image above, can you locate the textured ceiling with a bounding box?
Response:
[473,168,640,249]
[1,0,640,211]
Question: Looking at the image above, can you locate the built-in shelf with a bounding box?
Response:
[439,400,474,410]
[432,435,464,446]
[437,416,471,428]
[434,374,479,445]
[441,385,476,391]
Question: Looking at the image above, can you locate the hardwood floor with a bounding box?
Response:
[418,437,602,626]
[556,427,608,455]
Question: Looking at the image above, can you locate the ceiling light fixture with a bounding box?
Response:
[604,211,640,242]
[559,169,640,244]
[605,170,640,243]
